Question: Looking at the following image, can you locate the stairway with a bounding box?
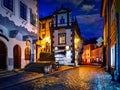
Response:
[0,70,19,78]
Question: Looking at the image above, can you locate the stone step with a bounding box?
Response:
[0,70,23,78]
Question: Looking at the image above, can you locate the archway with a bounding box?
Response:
[13,45,21,69]
[0,40,7,69]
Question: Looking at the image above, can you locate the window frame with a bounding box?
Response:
[2,0,14,12]
[25,47,31,60]
[19,1,27,21]
[42,23,46,29]
[42,34,45,39]
[30,8,36,26]
[60,16,65,24]
[58,33,66,45]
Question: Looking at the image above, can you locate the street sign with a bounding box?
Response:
[96,37,103,43]
[96,37,103,47]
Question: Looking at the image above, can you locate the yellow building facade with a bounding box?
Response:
[37,16,52,60]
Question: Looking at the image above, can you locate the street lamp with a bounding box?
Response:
[66,46,70,50]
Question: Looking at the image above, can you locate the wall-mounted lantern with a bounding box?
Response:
[54,46,58,50]
[66,46,70,50]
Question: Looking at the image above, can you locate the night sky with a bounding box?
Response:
[38,0,104,40]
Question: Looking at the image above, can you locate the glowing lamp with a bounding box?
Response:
[54,47,58,50]
[66,46,70,50]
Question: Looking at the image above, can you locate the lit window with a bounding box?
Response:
[20,1,27,20]
[58,33,66,44]
[25,47,31,60]
[42,34,45,38]
[30,9,36,26]
[26,40,30,46]
[3,0,13,11]
[49,22,52,27]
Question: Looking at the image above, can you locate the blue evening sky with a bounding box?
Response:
[38,0,104,40]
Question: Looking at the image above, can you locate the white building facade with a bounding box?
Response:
[0,0,39,70]
[51,6,83,65]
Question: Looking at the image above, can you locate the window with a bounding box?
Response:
[25,47,30,60]
[49,22,52,28]
[58,33,66,44]
[42,23,45,29]
[42,34,45,38]
[46,42,50,52]
[60,16,65,24]
[111,8,115,24]
[30,9,36,26]
[3,0,13,11]
[20,1,27,20]
[26,40,30,46]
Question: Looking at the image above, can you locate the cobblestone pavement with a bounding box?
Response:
[0,66,73,90]
[4,65,120,90]
[0,71,44,89]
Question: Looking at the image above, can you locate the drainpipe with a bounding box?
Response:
[107,0,111,73]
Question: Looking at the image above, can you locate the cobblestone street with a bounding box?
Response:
[4,65,120,90]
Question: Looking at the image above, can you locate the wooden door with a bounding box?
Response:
[14,45,21,69]
[0,41,7,69]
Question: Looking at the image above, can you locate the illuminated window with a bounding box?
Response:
[42,34,45,38]
[58,33,66,44]
[30,9,36,26]
[25,47,30,60]
[49,22,52,27]
[46,42,50,52]
[20,1,27,20]
[26,40,30,46]
[3,0,13,11]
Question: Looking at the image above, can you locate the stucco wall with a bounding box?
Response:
[0,0,38,70]
[53,29,72,47]
[0,37,29,70]
[0,0,38,34]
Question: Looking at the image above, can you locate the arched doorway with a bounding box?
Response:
[25,47,31,60]
[13,45,21,69]
[0,40,7,69]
